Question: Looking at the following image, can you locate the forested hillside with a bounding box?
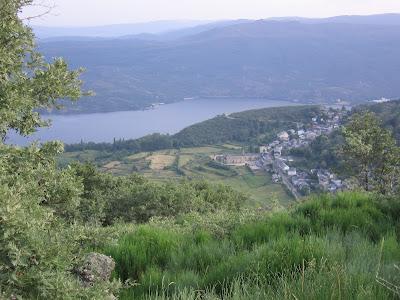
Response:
[174,105,321,146]
[40,18,400,113]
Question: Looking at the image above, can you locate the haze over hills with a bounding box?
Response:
[33,20,213,39]
[269,13,400,26]
[38,14,400,114]
[34,14,400,40]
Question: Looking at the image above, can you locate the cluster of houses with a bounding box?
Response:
[213,108,347,198]
[261,109,346,195]
[314,169,344,193]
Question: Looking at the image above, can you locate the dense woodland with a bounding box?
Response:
[1,2,400,299]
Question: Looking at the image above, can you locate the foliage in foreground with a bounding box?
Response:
[105,192,400,300]
[0,1,109,297]
[0,144,122,299]
[72,163,246,225]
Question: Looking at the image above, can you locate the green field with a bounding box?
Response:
[64,144,294,207]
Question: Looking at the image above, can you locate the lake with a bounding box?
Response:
[9,98,301,145]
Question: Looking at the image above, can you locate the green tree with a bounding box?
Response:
[0,0,85,142]
[341,112,400,195]
[0,1,119,298]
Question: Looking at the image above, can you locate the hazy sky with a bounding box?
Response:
[23,0,400,27]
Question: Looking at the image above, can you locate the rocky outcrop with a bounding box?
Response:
[74,252,115,287]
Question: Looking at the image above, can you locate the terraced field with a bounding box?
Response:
[59,144,293,207]
[91,145,293,207]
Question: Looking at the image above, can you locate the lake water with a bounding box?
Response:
[8,98,300,145]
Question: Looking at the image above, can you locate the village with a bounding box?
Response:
[213,107,347,200]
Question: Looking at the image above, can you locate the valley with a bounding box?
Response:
[60,104,347,207]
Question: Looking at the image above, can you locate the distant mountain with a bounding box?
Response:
[128,20,253,41]
[33,20,212,39]
[295,13,400,26]
[35,14,400,40]
[38,14,400,114]
[37,20,253,42]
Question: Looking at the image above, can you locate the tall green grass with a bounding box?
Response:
[105,192,400,299]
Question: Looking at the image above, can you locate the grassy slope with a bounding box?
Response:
[105,193,400,299]
[105,192,400,300]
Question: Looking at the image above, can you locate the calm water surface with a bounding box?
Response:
[9,98,300,145]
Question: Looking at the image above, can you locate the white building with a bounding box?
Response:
[288,168,297,176]
[277,131,289,142]
[277,160,290,171]
[259,146,269,153]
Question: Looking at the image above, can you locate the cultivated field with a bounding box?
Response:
[146,154,176,170]
[93,145,294,207]
[59,144,293,207]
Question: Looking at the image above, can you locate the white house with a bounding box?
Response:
[259,146,269,153]
[277,160,290,171]
[287,168,297,176]
[277,131,289,141]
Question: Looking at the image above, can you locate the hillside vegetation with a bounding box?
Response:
[174,105,320,147]
[355,100,400,143]
[106,192,400,299]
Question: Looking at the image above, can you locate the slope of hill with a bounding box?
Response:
[174,105,321,146]
[106,192,400,299]
[39,16,400,114]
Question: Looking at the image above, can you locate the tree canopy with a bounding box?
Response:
[342,112,400,195]
[0,0,84,142]
[0,1,116,297]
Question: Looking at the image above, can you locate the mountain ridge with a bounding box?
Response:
[38,14,400,114]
